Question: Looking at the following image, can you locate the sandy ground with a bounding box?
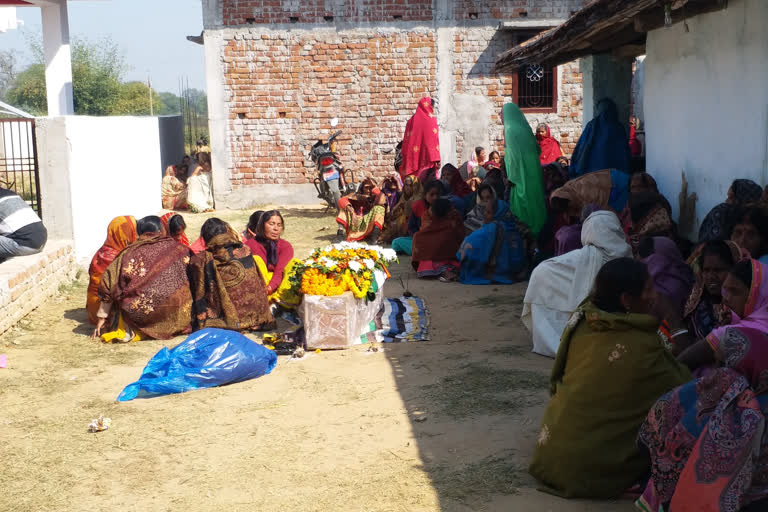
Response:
[0,207,634,512]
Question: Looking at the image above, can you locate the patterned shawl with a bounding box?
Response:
[98,233,193,339]
[86,216,137,324]
[683,241,746,338]
[188,230,273,331]
[638,260,768,512]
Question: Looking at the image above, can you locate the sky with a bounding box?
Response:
[0,0,206,93]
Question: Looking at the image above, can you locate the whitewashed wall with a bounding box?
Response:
[644,0,768,239]
[37,116,162,263]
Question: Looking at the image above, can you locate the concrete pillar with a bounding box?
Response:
[41,1,75,116]
[580,53,633,134]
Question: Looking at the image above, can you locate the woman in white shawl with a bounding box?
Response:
[187,152,214,213]
[522,210,632,357]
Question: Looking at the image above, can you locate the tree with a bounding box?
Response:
[0,50,19,101]
[157,91,181,115]
[6,36,126,115]
[112,81,162,116]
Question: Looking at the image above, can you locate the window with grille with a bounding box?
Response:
[517,64,557,111]
[509,30,559,113]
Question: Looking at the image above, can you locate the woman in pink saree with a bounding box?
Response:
[637,259,768,512]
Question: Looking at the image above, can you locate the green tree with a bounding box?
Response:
[112,81,162,116]
[157,91,181,115]
[4,63,46,114]
[6,36,126,115]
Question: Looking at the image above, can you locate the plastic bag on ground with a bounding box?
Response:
[117,328,277,401]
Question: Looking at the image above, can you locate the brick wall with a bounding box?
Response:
[210,0,587,195]
[453,0,584,20]
[222,0,433,26]
[224,31,435,185]
[0,241,78,336]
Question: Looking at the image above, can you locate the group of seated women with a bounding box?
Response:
[332,154,530,284]
[529,253,768,511]
[522,172,768,509]
[86,210,296,342]
[160,151,215,213]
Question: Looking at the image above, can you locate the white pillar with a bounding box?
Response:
[41,1,74,116]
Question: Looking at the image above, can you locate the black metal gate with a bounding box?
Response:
[0,118,41,217]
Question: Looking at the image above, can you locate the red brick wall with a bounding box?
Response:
[214,0,588,190]
[223,32,435,186]
[222,0,433,26]
[453,0,585,20]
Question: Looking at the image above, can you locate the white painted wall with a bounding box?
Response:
[37,116,162,263]
[644,0,768,239]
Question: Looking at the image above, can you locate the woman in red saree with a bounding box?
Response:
[400,97,441,180]
[412,198,465,282]
[536,124,564,165]
[86,215,137,325]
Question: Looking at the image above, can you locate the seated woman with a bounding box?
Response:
[380,175,423,244]
[522,211,632,357]
[458,184,527,285]
[485,150,501,170]
[699,178,762,242]
[380,174,403,216]
[638,237,695,317]
[86,215,137,325]
[93,216,193,342]
[637,259,768,512]
[683,240,745,339]
[538,162,570,257]
[536,123,564,165]
[530,258,691,499]
[412,198,465,282]
[730,205,768,263]
[552,204,601,256]
[335,177,386,242]
[244,210,300,308]
[160,212,191,247]
[439,163,472,213]
[391,180,441,255]
[550,168,631,222]
[161,165,187,210]
[188,218,274,331]
[187,152,215,213]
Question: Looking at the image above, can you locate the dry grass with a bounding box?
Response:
[422,363,548,419]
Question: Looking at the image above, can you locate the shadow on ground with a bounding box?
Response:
[380,258,634,511]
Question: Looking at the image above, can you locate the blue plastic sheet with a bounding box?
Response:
[117,328,277,401]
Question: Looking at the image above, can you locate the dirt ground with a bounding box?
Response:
[0,207,634,512]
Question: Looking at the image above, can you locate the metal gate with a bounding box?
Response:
[0,118,41,217]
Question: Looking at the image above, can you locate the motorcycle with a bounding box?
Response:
[309,121,356,209]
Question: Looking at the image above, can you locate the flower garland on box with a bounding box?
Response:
[287,242,397,300]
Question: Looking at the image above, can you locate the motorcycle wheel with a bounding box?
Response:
[326,179,342,209]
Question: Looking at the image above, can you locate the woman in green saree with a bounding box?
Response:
[529,257,691,499]
[503,103,547,237]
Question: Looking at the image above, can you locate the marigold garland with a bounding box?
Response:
[288,242,397,299]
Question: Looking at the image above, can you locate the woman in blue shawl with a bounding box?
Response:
[457,183,527,285]
[569,98,631,178]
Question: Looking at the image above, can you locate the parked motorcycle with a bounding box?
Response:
[309,124,356,209]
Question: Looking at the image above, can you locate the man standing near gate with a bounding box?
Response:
[0,182,47,264]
